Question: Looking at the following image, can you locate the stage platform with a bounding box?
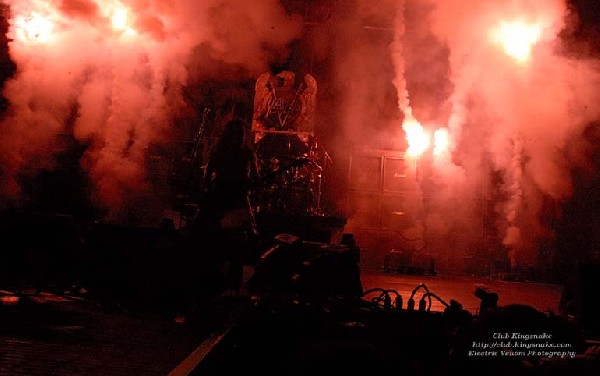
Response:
[255,211,347,245]
[0,210,597,375]
[0,272,571,376]
[361,272,564,314]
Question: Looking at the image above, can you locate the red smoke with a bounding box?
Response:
[391,0,600,267]
[2,0,600,272]
[0,0,302,223]
[320,0,600,270]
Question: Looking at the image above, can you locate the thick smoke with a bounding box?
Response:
[0,0,302,223]
[2,0,600,269]
[325,0,404,151]
[324,0,600,270]
[395,0,600,267]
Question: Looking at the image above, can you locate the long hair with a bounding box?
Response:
[207,119,255,185]
[216,119,247,154]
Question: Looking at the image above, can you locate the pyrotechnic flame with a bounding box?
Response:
[110,7,135,35]
[111,8,128,31]
[403,117,429,158]
[14,13,54,44]
[99,1,137,36]
[492,21,542,64]
[12,0,138,47]
[433,128,449,158]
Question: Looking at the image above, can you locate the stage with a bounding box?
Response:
[0,209,598,375]
[360,272,564,314]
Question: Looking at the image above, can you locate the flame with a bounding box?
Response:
[433,128,449,157]
[12,0,138,47]
[492,21,542,64]
[102,1,137,35]
[14,12,55,45]
[403,117,429,158]
[111,8,128,31]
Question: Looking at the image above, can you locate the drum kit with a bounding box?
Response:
[253,130,329,215]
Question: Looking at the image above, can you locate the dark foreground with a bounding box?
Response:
[1,212,599,375]
[1,271,598,376]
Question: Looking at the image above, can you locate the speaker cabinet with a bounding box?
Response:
[383,157,410,192]
[349,155,381,191]
[347,192,381,229]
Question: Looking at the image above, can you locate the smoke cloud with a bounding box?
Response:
[426,0,600,266]
[2,0,600,271]
[0,0,302,223]
[322,0,600,270]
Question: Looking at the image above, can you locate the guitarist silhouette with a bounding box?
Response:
[195,123,310,232]
[194,119,310,294]
[195,119,261,293]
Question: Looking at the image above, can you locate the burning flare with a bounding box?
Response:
[102,1,136,35]
[403,117,429,158]
[111,8,129,31]
[433,128,449,158]
[491,20,542,64]
[12,0,138,45]
[14,12,54,44]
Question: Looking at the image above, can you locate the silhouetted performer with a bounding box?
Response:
[202,119,260,293]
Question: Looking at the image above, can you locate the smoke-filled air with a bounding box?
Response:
[1,0,600,268]
[392,0,600,267]
[331,0,600,268]
[0,0,302,223]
